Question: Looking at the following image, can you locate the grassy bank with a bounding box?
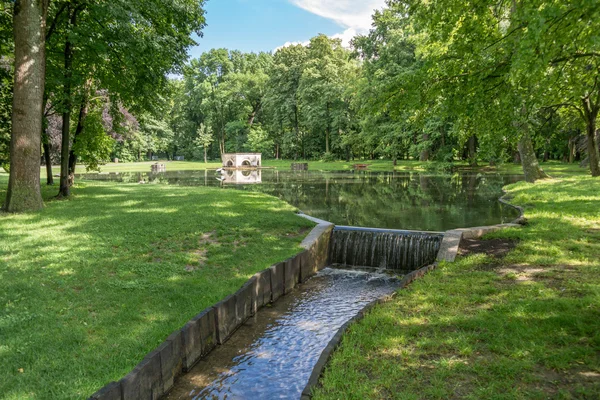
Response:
[314,176,600,399]
[0,176,313,399]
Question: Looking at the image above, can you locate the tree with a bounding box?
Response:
[299,35,355,157]
[45,0,206,197]
[195,123,213,163]
[4,0,47,212]
[266,44,308,159]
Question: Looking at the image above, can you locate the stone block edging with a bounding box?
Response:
[300,262,439,399]
[436,193,525,263]
[89,215,334,400]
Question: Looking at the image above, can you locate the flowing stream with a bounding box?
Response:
[165,268,400,399]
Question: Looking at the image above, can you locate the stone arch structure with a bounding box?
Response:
[221,153,262,168]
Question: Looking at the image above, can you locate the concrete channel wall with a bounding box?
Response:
[89,215,334,400]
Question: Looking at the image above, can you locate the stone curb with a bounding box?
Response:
[300,263,439,399]
[89,215,334,400]
[436,192,525,262]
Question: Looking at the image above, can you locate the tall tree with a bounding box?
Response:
[45,0,206,197]
[4,0,48,212]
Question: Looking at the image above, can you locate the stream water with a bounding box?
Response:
[165,268,400,399]
[76,169,522,231]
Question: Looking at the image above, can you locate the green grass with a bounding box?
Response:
[314,176,600,399]
[0,174,314,399]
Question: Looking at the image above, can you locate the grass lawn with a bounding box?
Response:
[0,174,314,399]
[313,176,600,399]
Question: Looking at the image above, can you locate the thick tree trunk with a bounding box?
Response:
[4,0,48,212]
[582,96,600,177]
[517,131,549,183]
[585,123,600,177]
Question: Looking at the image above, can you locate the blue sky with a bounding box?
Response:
[188,0,387,58]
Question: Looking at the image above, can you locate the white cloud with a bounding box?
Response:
[275,0,385,52]
[290,0,386,33]
[274,39,311,53]
[331,28,358,48]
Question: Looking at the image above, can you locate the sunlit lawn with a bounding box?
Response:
[0,175,314,399]
[314,176,600,399]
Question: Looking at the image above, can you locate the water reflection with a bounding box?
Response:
[217,169,262,184]
[76,169,522,231]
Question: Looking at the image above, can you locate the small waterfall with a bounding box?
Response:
[329,226,443,271]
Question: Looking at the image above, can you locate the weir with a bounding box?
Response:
[329,226,444,271]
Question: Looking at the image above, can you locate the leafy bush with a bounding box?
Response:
[321,152,336,162]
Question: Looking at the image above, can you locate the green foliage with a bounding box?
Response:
[0,2,12,169]
[320,152,336,162]
[246,125,274,157]
[72,104,115,172]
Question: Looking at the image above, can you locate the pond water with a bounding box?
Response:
[76,169,521,231]
[165,268,401,400]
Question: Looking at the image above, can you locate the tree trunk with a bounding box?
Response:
[68,96,88,186]
[204,146,207,163]
[325,102,330,154]
[568,137,575,164]
[57,7,77,198]
[42,138,53,185]
[582,96,600,177]
[4,0,48,212]
[467,135,477,166]
[419,133,429,161]
[247,101,261,128]
[517,131,549,183]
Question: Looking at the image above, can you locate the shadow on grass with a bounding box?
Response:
[0,180,314,399]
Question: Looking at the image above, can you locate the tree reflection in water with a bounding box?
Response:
[76,170,522,231]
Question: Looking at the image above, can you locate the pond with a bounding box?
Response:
[76,169,522,231]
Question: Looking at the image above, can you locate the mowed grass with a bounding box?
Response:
[314,176,600,399]
[0,174,314,399]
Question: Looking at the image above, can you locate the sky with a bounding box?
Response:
[187,0,387,59]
